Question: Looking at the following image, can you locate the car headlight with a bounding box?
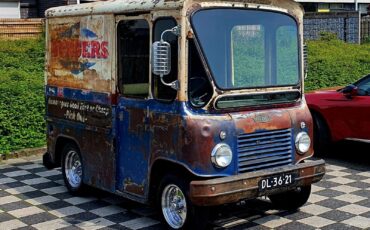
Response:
[295,132,311,154]
[211,143,233,168]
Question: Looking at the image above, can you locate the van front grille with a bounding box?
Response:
[237,129,294,173]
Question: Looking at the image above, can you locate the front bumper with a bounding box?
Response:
[189,159,325,206]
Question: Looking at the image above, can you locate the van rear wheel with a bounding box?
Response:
[62,144,85,195]
[43,152,55,170]
[158,174,209,229]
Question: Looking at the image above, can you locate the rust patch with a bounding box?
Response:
[186,30,194,39]
[150,113,181,157]
[48,121,116,192]
[249,0,272,4]
[128,108,146,134]
[189,160,325,206]
[47,15,113,93]
[233,110,291,134]
[47,75,110,92]
[175,115,232,173]
[287,103,314,162]
[186,3,201,16]
[124,178,145,196]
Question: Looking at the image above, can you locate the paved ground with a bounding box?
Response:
[0,142,369,230]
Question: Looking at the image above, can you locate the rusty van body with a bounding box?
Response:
[44,0,325,228]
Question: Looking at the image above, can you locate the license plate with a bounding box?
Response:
[258,173,296,192]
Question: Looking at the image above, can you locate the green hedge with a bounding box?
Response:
[0,38,45,154]
[305,38,370,91]
[0,37,369,154]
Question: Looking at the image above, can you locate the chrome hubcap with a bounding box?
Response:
[64,150,82,188]
[161,184,187,229]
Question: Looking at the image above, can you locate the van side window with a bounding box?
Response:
[152,17,178,101]
[118,20,150,98]
[188,39,213,107]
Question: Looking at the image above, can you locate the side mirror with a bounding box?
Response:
[151,25,181,90]
[342,84,358,98]
[152,41,171,76]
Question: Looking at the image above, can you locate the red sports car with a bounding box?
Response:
[306,74,370,153]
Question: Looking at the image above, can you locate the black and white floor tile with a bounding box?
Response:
[0,155,369,230]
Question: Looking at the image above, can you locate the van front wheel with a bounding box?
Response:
[158,174,209,229]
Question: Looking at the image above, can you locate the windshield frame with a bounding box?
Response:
[189,7,302,91]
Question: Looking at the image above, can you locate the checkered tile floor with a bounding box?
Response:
[0,156,369,230]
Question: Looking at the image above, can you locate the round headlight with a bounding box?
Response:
[211,143,233,168]
[295,132,311,154]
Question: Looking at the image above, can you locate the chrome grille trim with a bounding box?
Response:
[237,129,294,173]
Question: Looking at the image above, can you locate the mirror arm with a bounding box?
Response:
[160,77,179,90]
[152,25,181,90]
[156,25,181,91]
[160,26,181,41]
[160,25,181,41]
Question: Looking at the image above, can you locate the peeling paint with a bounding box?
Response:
[47,15,114,93]
[45,0,323,208]
[124,178,146,196]
[189,160,325,206]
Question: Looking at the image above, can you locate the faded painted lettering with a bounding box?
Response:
[47,15,112,92]
[51,37,109,59]
[47,97,111,124]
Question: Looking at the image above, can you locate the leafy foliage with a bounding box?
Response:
[318,31,339,42]
[233,26,265,87]
[276,26,299,85]
[232,25,299,87]
[0,38,45,154]
[305,39,370,91]
[0,35,370,154]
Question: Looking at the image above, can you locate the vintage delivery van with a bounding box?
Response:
[43,0,325,228]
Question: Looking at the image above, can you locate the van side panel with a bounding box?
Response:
[46,15,116,192]
[47,15,113,93]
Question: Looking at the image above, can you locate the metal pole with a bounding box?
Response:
[358,11,362,44]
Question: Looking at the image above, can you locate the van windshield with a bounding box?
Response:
[191,8,300,90]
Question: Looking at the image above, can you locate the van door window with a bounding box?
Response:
[188,39,213,108]
[118,19,150,98]
[152,17,178,101]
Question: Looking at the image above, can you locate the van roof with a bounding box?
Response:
[46,0,302,19]
[45,0,184,18]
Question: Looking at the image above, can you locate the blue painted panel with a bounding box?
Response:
[116,97,151,197]
[46,86,112,104]
[116,98,182,197]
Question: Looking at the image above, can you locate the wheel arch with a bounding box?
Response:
[54,135,81,167]
[148,159,199,203]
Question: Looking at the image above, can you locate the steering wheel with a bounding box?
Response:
[357,87,370,96]
[189,77,209,106]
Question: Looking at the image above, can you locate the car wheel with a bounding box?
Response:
[62,143,85,195]
[157,174,209,229]
[269,185,311,210]
[311,111,331,155]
